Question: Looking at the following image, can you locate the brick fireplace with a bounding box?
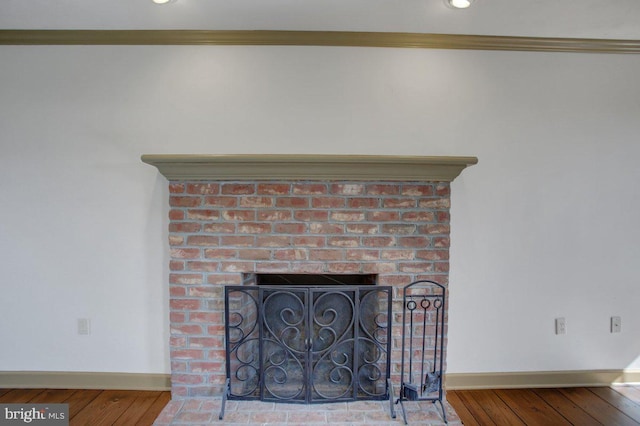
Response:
[142,154,476,399]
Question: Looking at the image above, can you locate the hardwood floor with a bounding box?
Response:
[448,385,640,426]
[0,389,170,425]
[2,386,640,425]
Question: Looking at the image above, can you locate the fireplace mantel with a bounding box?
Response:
[141,154,477,182]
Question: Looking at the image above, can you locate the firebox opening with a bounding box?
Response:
[256,273,377,287]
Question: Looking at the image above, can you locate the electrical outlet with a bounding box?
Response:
[555,317,566,335]
[611,316,621,333]
[77,318,91,335]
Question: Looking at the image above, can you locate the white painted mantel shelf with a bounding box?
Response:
[141,154,478,182]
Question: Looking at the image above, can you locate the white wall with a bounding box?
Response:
[1,45,639,375]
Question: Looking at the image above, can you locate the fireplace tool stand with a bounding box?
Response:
[396,280,447,424]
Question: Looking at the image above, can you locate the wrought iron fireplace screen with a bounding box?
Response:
[223,285,392,405]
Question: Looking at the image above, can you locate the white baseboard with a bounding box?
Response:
[0,371,170,391]
[445,369,640,390]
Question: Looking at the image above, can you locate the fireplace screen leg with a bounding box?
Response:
[218,378,230,420]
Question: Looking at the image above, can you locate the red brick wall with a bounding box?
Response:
[167,180,451,397]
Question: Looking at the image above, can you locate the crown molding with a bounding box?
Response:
[1,30,639,53]
[141,154,478,182]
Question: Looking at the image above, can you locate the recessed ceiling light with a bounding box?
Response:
[446,0,474,9]
[153,0,174,4]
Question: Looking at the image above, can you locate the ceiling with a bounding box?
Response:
[1,0,640,40]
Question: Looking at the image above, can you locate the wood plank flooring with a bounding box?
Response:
[448,386,640,426]
[1,386,639,425]
[0,389,170,426]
